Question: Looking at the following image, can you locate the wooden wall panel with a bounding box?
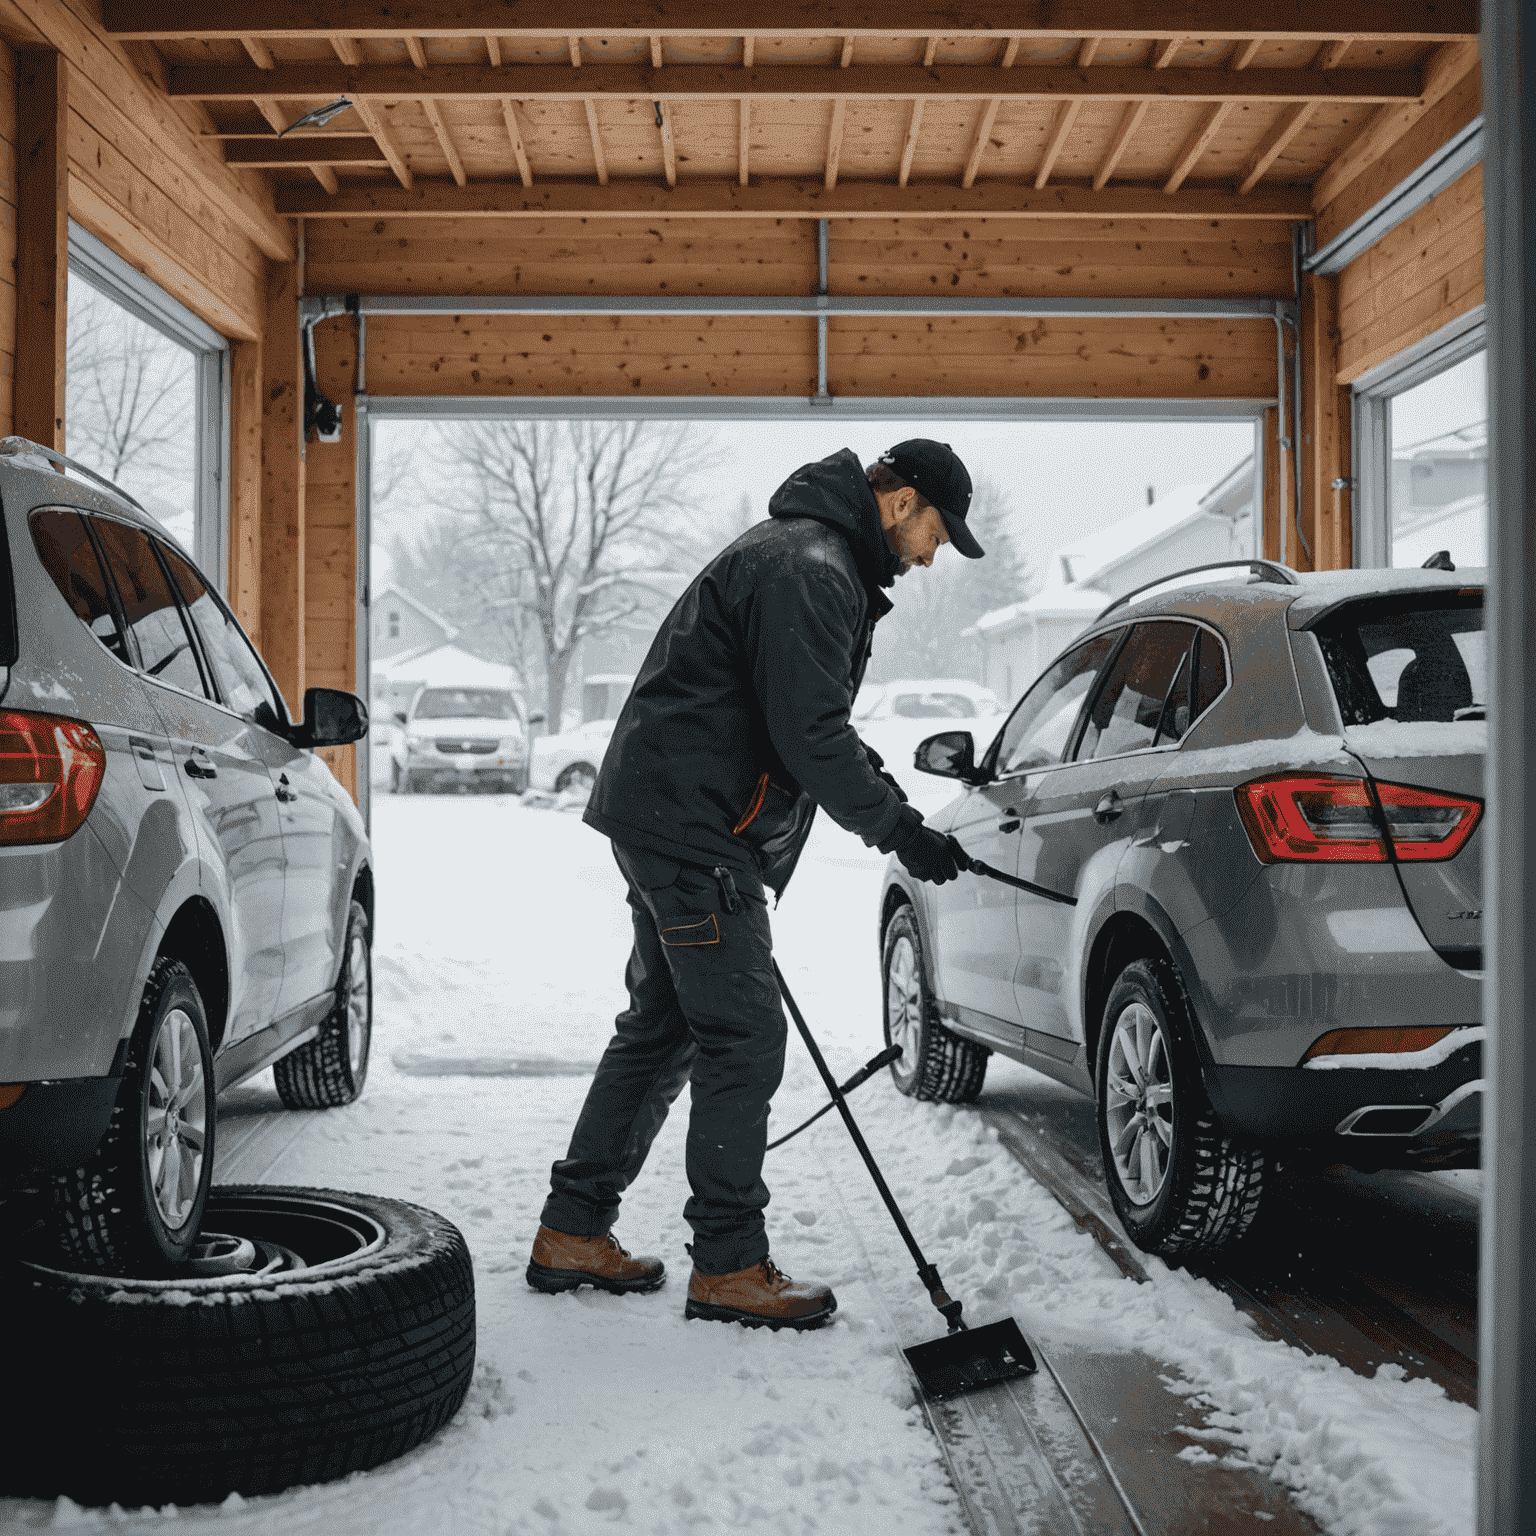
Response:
[1337,164,1483,384]
[305,216,1295,303]
[1314,64,1481,251]
[260,262,303,715]
[0,38,17,436]
[227,337,261,632]
[305,314,358,801]
[1299,272,1351,571]
[15,49,66,449]
[364,314,1274,400]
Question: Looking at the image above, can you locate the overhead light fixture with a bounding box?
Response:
[279,97,354,137]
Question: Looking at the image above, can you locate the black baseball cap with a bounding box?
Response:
[877,439,983,558]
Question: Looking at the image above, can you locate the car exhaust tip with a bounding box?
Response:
[1336,1104,1437,1136]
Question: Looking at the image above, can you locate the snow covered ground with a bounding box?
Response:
[5,791,1476,1535]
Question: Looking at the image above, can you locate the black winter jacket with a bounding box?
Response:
[584,448,907,894]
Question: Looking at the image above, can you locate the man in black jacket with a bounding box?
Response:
[527,440,982,1329]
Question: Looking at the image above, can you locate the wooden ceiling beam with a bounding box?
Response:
[276,177,1311,219]
[658,99,677,186]
[170,61,1425,103]
[310,164,340,193]
[240,35,275,69]
[502,98,533,185]
[326,38,414,190]
[898,99,924,187]
[421,97,467,183]
[1093,100,1149,188]
[961,34,1017,188]
[486,34,502,65]
[1034,100,1080,188]
[102,1,1480,42]
[224,136,392,164]
[1236,101,1316,192]
[406,35,429,67]
[1164,100,1232,191]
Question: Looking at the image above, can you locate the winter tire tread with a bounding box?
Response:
[882,904,988,1104]
[274,901,371,1110]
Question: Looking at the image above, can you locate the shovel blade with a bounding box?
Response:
[903,1316,1038,1403]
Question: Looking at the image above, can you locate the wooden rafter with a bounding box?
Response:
[961,35,1018,189]
[310,164,340,193]
[169,61,1426,105]
[824,98,848,189]
[739,34,753,184]
[898,99,924,186]
[329,33,361,66]
[330,34,412,187]
[239,33,334,192]
[1230,38,1263,69]
[650,34,663,67]
[502,98,533,186]
[277,178,1312,219]
[422,98,466,184]
[1151,36,1184,67]
[1164,101,1231,191]
[1094,101,1149,189]
[566,35,609,186]
[103,1,1481,42]
[485,35,502,66]
[658,100,678,186]
[1077,37,1101,67]
[1034,101,1079,188]
[922,37,938,66]
[1236,102,1315,193]
[224,137,391,165]
[240,35,274,69]
[405,35,428,67]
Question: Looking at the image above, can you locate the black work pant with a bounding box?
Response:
[540,843,786,1275]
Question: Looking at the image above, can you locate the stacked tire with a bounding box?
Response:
[3,1187,476,1508]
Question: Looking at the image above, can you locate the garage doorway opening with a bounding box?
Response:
[360,406,1262,826]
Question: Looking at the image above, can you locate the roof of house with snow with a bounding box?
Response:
[374,584,459,643]
[373,643,518,691]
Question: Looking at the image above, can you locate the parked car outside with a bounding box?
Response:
[530,717,615,795]
[855,677,1005,810]
[878,563,1484,1261]
[390,684,527,794]
[0,437,374,1275]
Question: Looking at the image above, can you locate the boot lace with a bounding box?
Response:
[760,1258,790,1287]
[602,1234,631,1260]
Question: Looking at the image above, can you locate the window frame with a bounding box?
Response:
[1350,306,1486,570]
[67,222,230,591]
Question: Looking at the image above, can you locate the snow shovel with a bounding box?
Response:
[772,960,1037,1403]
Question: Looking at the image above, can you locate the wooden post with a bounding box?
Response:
[1300,271,1352,570]
[227,337,263,633]
[1261,406,1281,563]
[305,314,358,802]
[16,52,68,450]
[260,262,305,718]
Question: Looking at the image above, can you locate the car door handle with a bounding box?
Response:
[1094,790,1123,824]
[275,773,298,803]
[183,754,218,780]
[998,816,1021,833]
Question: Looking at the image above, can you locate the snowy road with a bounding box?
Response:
[6,795,1477,1535]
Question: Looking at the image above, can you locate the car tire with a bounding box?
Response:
[1095,956,1265,1260]
[3,1185,476,1507]
[274,901,372,1110]
[881,904,988,1103]
[45,957,216,1275]
[390,758,402,793]
[555,761,597,794]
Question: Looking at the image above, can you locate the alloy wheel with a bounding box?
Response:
[1104,1002,1175,1206]
[144,1007,208,1231]
[347,925,371,1077]
[886,934,923,1081]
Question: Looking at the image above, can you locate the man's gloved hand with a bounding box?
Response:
[883,805,970,885]
[862,739,908,804]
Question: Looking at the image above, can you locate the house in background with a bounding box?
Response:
[971,457,1256,703]
[372,585,457,662]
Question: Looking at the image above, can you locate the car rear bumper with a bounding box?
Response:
[0,1075,120,1173]
[1204,1034,1481,1164]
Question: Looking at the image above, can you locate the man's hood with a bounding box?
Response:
[768,448,901,597]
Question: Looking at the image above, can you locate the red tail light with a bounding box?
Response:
[0,711,106,845]
[1235,774,1481,864]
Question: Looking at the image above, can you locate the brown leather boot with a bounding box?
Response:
[526,1226,666,1295]
[685,1257,837,1330]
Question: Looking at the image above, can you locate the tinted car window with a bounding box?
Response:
[30,509,132,668]
[1078,622,1196,761]
[159,543,284,730]
[995,632,1120,774]
[1192,627,1229,719]
[1313,595,1484,725]
[91,518,209,699]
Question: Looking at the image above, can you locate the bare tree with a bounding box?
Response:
[66,281,195,500]
[415,420,718,727]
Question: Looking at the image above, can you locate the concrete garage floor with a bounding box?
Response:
[4,795,1477,1535]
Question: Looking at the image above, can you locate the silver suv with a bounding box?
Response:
[879,562,1483,1260]
[0,439,373,1275]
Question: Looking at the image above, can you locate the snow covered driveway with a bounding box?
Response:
[8,795,1476,1535]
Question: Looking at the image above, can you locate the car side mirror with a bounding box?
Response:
[914,730,985,783]
[295,687,369,748]
[393,710,407,725]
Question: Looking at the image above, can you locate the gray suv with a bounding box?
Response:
[0,439,373,1275]
[879,562,1483,1260]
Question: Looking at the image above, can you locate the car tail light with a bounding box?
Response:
[1302,1026,1454,1062]
[0,711,106,845]
[1235,774,1481,864]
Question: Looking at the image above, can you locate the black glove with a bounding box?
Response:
[862,739,908,805]
[885,806,970,886]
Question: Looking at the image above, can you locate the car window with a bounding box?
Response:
[158,542,286,731]
[1192,627,1229,719]
[30,509,133,668]
[891,692,977,719]
[1077,622,1197,761]
[994,632,1121,775]
[413,687,517,720]
[90,518,210,699]
[1312,595,1484,725]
